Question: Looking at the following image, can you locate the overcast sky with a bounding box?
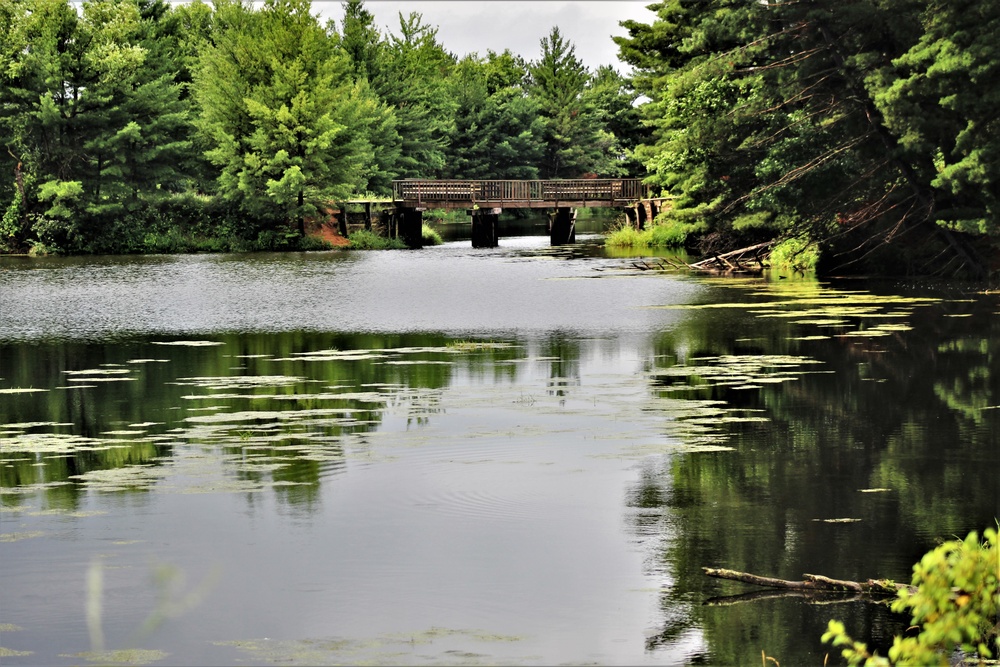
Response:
[314,1,656,72]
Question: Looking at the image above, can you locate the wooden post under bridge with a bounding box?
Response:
[390,178,651,247]
[470,208,500,248]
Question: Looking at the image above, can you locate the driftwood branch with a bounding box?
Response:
[688,241,776,274]
[703,567,914,597]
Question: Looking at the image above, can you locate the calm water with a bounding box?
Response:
[1,232,997,666]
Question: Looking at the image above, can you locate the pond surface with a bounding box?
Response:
[1,233,997,666]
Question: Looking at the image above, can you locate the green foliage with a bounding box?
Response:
[530,27,612,178]
[822,527,999,665]
[876,0,1000,235]
[347,229,406,250]
[1,186,25,252]
[605,216,703,250]
[582,65,648,177]
[0,0,196,252]
[443,53,544,180]
[192,0,379,232]
[0,0,651,256]
[616,0,998,274]
[370,11,456,179]
[769,238,820,274]
[420,223,442,246]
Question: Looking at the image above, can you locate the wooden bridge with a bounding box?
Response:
[387,178,654,247]
[392,178,647,210]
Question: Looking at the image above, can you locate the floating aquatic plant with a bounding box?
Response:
[171,375,315,390]
[150,341,224,347]
[64,369,132,376]
[0,531,46,542]
[0,432,118,454]
[0,647,33,657]
[214,627,526,667]
[61,649,169,665]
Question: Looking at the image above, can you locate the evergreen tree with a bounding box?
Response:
[338,0,400,194]
[876,0,1000,235]
[615,0,992,274]
[443,52,544,180]
[192,0,380,233]
[582,65,648,177]
[0,0,193,251]
[340,0,383,84]
[372,11,456,179]
[530,27,611,178]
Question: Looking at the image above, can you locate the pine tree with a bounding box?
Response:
[0,0,193,251]
[192,0,380,233]
[530,27,610,179]
[443,52,544,180]
[337,0,400,195]
[371,11,456,179]
[614,0,993,274]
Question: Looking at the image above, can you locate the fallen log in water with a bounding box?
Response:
[688,240,776,274]
[702,567,914,598]
[623,240,776,275]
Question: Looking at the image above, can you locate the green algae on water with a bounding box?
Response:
[61,649,169,664]
[0,647,33,657]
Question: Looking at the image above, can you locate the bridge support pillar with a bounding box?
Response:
[549,207,576,245]
[470,208,500,248]
[398,207,424,248]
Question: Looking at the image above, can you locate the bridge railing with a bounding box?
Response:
[392,179,648,205]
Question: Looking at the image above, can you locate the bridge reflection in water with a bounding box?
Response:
[384,179,656,248]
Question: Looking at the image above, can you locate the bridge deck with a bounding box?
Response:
[392,179,647,209]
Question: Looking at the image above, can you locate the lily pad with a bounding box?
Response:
[64,369,132,376]
[0,531,46,542]
[0,647,33,657]
[62,649,169,665]
[150,340,224,347]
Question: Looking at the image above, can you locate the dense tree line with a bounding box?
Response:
[0,0,642,254]
[615,0,998,277]
[3,0,996,277]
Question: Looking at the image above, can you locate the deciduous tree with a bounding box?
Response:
[192,0,379,235]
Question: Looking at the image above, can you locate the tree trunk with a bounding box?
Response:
[703,567,913,597]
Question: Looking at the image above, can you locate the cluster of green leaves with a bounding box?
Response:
[0,0,195,252]
[823,527,999,665]
[346,229,405,250]
[615,0,999,275]
[420,223,442,246]
[0,0,643,255]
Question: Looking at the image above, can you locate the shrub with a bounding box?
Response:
[605,221,651,248]
[421,223,443,246]
[649,221,693,247]
[347,229,407,250]
[605,215,704,250]
[770,237,820,274]
[1,187,26,253]
[822,526,999,665]
[295,235,333,251]
[143,229,187,254]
